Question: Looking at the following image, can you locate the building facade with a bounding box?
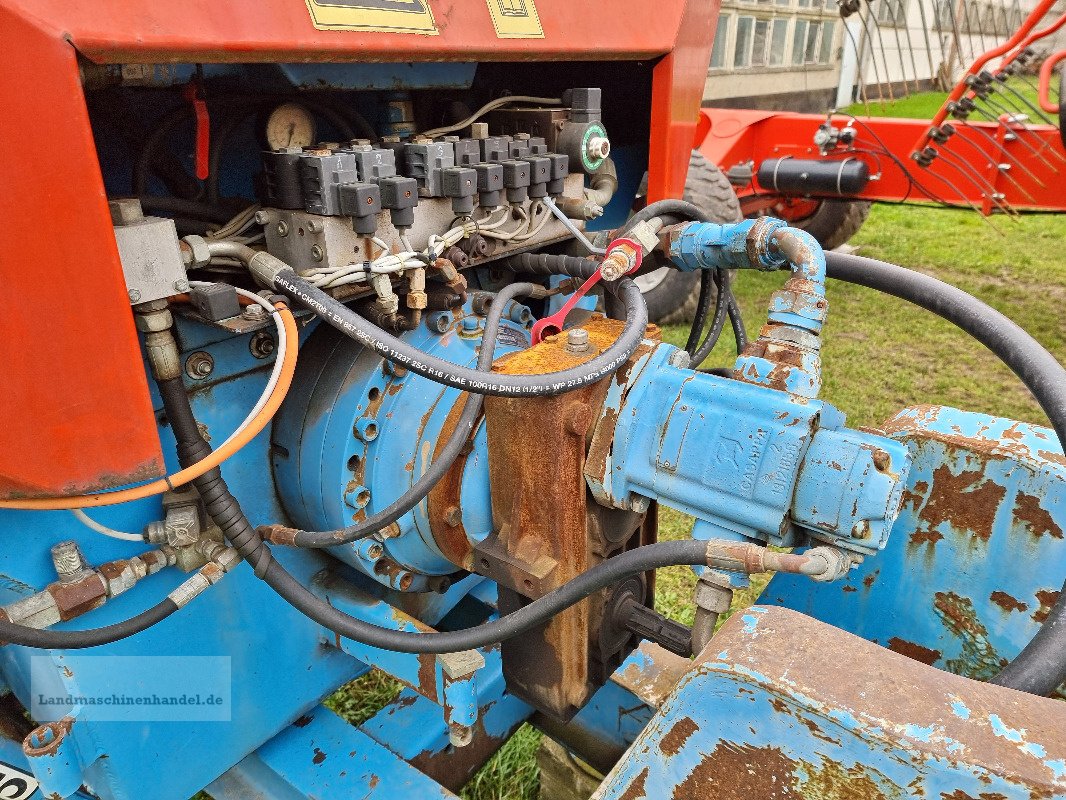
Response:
[703,0,1054,112]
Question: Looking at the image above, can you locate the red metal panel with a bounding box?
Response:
[698,108,1066,214]
[0,7,165,498]
[648,0,721,201]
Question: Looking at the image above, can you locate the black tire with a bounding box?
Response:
[790,199,872,251]
[636,151,742,325]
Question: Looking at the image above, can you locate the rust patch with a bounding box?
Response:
[841,585,857,593]
[989,591,1028,614]
[886,637,942,665]
[909,529,944,546]
[659,717,699,757]
[312,747,326,765]
[48,574,107,621]
[618,766,650,800]
[22,717,74,758]
[863,571,878,589]
[293,714,313,728]
[917,466,1006,542]
[672,743,801,800]
[1032,589,1061,624]
[1014,493,1063,540]
[417,653,439,702]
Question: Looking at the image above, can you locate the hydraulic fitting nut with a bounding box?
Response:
[600,242,640,282]
[181,235,212,268]
[51,541,90,583]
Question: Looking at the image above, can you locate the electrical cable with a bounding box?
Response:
[0,299,298,510]
[825,250,1066,697]
[419,95,561,139]
[70,509,144,542]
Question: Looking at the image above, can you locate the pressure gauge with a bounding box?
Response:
[264,103,316,150]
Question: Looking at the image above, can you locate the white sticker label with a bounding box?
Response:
[0,763,39,799]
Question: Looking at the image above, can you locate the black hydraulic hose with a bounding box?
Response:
[160,354,712,653]
[0,600,178,650]
[728,294,748,354]
[690,270,731,368]
[684,270,715,354]
[272,282,531,548]
[271,268,647,398]
[824,251,1066,697]
[262,539,708,654]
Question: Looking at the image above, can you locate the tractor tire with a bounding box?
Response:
[635,150,742,325]
[790,199,872,251]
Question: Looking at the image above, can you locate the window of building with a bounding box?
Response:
[735,15,755,67]
[710,15,732,68]
[876,0,907,27]
[769,17,789,65]
[751,18,770,65]
[804,17,820,62]
[818,20,836,63]
[791,18,809,64]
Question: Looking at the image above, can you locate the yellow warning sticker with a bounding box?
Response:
[485,0,544,38]
[306,0,439,35]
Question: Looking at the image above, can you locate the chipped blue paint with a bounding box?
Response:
[989,713,1025,743]
[741,614,761,634]
[951,699,971,720]
[764,406,1066,690]
[903,723,936,743]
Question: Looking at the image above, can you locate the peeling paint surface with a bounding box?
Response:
[594,607,1066,800]
[762,406,1066,696]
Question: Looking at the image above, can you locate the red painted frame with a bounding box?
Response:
[0,0,718,498]
[698,108,1066,217]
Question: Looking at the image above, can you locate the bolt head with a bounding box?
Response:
[254,210,268,225]
[310,245,324,262]
[173,279,191,293]
[128,289,142,302]
[276,221,289,237]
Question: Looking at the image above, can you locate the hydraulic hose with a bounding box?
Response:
[159,337,714,653]
[824,250,1066,697]
[265,266,647,398]
[264,282,534,548]
[0,597,178,650]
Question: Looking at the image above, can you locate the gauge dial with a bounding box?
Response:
[264,103,316,150]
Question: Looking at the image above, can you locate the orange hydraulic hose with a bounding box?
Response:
[916,0,1059,151]
[0,302,298,510]
[1039,49,1066,113]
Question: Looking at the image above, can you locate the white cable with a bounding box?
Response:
[70,509,145,542]
[188,282,286,444]
[419,95,561,139]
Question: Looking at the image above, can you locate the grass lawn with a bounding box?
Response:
[312,81,1066,797]
[842,75,1059,121]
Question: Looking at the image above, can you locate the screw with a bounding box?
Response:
[461,317,479,333]
[306,220,321,234]
[173,279,190,293]
[276,221,289,237]
[185,351,214,380]
[241,304,268,321]
[128,289,142,303]
[51,541,89,582]
[254,210,268,225]
[249,331,275,359]
[565,328,590,354]
[310,245,324,262]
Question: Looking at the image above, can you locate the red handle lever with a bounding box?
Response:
[183,81,210,181]
[530,238,644,345]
